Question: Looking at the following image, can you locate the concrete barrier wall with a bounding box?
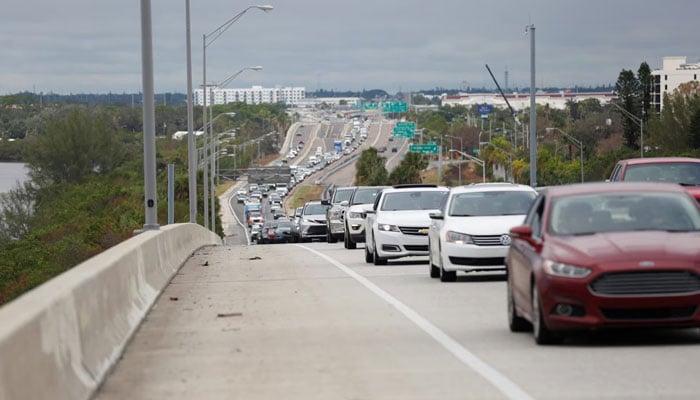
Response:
[0,223,221,400]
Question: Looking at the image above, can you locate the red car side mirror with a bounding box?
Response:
[510,225,542,252]
[510,225,532,239]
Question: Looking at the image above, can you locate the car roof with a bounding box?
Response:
[618,156,700,166]
[449,182,535,194]
[540,182,691,198]
[383,185,448,194]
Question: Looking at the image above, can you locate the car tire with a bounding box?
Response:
[532,284,562,345]
[373,239,387,265]
[328,231,338,243]
[438,246,456,282]
[428,240,440,278]
[439,267,456,282]
[343,232,349,249]
[508,279,531,332]
[346,233,356,249]
[364,242,374,263]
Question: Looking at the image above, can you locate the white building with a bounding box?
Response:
[651,56,700,112]
[441,91,615,111]
[194,85,305,106]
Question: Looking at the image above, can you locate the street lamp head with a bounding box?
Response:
[249,65,263,71]
[255,5,274,12]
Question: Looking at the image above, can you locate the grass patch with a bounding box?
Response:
[287,185,325,211]
[215,180,237,197]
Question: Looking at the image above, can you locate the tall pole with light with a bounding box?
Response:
[449,150,485,183]
[446,134,463,186]
[610,101,644,158]
[201,5,273,232]
[140,0,159,231]
[546,127,584,183]
[527,24,537,187]
[185,0,197,223]
[209,66,262,232]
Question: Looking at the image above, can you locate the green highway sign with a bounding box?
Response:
[409,143,438,155]
[381,101,408,113]
[392,121,416,138]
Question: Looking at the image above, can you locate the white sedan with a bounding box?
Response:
[428,183,537,282]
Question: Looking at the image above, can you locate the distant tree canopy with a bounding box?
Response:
[388,152,428,185]
[648,81,700,154]
[23,108,130,184]
[355,147,388,186]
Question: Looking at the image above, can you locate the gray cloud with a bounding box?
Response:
[1,0,698,94]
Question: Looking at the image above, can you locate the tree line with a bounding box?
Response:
[0,98,290,305]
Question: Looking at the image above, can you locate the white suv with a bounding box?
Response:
[364,185,449,265]
[428,183,537,282]
[343,186,388,249]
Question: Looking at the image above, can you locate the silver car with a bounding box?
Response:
[323,186,356,243]
[299,201,330,242]
[290,206,303,242]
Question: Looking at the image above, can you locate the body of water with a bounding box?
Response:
[0,163,29,194]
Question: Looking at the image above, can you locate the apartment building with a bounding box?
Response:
[651,56,700,112]
[194,85,305,106]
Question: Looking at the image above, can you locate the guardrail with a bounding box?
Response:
[0,223,221,400]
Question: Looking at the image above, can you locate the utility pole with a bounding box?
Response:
[527,24,537,188]
[140,0,159,231]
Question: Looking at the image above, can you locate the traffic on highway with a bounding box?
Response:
[97,110,700,400]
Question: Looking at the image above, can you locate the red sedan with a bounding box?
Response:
[608,156,700,201]
[506,182,700,344]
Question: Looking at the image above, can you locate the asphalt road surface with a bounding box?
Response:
[95,240,700,400]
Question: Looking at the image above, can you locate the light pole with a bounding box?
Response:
[446,135,464,186]
[482,142,515,183]
[140,0,159,231]
[610,101,644,158]
[209,66,261,232]
[185,0,197,223]
[546,127,584,183]
[449,149,485,183]
[201,5,273,232]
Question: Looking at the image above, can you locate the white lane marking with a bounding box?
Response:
[226,189,250,245]
[298,244,534,400]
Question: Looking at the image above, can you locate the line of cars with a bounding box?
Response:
[290,155,700,345]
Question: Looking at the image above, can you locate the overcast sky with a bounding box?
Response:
[1,0,698,95]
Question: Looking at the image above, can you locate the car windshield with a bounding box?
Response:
[351,188,383,205]
[381,191,447,211]
[333,189,355,203]
[623,162,700,185]
[549,192,700,235]
[304,204,329,215]
[277,220,292,228]
[449,191,536,217]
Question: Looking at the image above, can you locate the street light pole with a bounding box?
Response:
[209,66,262,232]
[185,0,197,223]
[449,149,485,183]
[446,135,463,186]
[201,5,273,233]
[546,128,584,183]
[140,0,159,231]
[610,102,644,158]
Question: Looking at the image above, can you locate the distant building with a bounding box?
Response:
[440,91,615,111]
[651,56,700,112]
[194,85,305,106]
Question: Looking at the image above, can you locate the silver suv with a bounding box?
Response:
[299,201,331,242]
[343,186,388,249]
[322,186,357,243]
